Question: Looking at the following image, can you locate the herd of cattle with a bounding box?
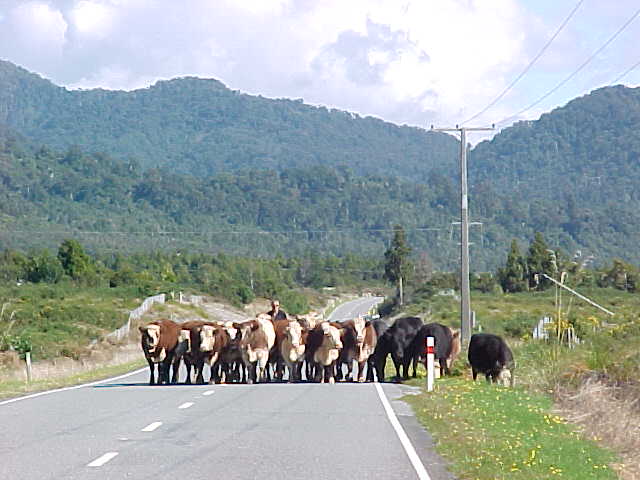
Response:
[138,311,515,386]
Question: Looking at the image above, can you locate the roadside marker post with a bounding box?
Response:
[425,337,435,392]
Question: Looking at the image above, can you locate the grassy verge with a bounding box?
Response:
[404,376,617,479]
[0,358,146,401]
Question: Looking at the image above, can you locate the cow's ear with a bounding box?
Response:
[365,320,371,328]
[232,322,242,329]
[250,321,260,331]
[138,326,146,334]
[452,330,460,339]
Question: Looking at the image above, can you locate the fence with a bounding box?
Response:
[104,293,165,343]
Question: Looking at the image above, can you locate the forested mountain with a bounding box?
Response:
[0,60,458,179]
[469,85,640,266]
[2,60,640,270]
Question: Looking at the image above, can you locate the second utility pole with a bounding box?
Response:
[431,125,493,346]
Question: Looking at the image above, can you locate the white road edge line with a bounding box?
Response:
[374,382,432,480]
[141,421,162,432]
[87,452,119,467]
[203,390,215,396]
[178,402,194,409]
[0,367,148,407]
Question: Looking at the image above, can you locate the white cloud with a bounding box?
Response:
[0,0,638,132]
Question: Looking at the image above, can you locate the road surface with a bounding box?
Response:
[0,298,454,480]
[327,295,384,322]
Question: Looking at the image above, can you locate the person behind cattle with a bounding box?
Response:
[267,299,288,321]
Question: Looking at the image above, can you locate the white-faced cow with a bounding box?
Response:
[234,314,276,384]
[139,319,181,385]
[280,319,306,382]
[468,333,515,387]
[305,322,343,383]
[337,317,377,382]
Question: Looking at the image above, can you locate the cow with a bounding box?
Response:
[409,323,461,378]
[305,322,343,383]
[173,320,205,384]
[139,319,181,385]
[296,311,322,331]
[468,333,515,387]
[194,322,232,384]
[372,316,423,381]
[336,317,376,382]
[279,319,306,383]
[366,319,389,382]
[219,321,245,383]
[234,314,276,384]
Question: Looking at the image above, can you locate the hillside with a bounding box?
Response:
[469,85,640,265]
[0,60,458,180]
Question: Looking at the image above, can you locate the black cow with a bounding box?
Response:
[468,333,515,386]
[373,316,423,381]
[409,323,461,377]
[366,319,389,382]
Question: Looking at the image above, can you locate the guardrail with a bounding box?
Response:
[104,293,165,343]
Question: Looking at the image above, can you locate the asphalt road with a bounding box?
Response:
[0,298,454,480]
[327,295,384,322]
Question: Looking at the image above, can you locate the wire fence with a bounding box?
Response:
[104,293,166,343]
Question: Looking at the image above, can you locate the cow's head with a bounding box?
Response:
[498,368,513,387]
[200,325,217,352]
[284,320,303,348]
[352,316,368,345]
[139,324,161,353]
[321,322,342,350]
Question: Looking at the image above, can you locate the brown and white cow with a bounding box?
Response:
[139,319,181,385]
[305,322,343,383]
[279,320,306,383]
[234,314,276,384]
[193,322,230,384]
[336,317,377,382]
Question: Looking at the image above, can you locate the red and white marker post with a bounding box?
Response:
[425,336,435,392]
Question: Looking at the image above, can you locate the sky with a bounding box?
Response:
[0,0,639,139]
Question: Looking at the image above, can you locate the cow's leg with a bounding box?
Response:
[471,368,478,381]
[146,358,156,385]
[357,361,366,382]
[171,357,181,384]
[411,354,418,378]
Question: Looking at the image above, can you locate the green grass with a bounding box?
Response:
[0,283,142,360]
[0,358,146,401]
[404,377,617,479]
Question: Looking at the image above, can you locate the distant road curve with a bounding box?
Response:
[327,295,384,322]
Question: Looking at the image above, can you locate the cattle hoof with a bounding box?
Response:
[329,377,335,384]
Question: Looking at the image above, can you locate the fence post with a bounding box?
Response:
[425,336,435,392]
[25,351,32,382]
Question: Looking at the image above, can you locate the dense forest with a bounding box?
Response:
[2,60,640,268]
[0,60,458,180]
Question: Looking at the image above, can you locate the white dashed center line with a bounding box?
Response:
[87,452,119,467]
[203,390,214,396]
[141,422,162,432]
[178,402,194,409]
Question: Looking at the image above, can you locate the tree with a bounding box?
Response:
[497,239,528,293]
[57,239,91,280]
[384,225,412,304]
[526,232,555,290]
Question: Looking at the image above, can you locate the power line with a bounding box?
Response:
[609,57,640,85]
[2,226,454,236]
[462,0,585,126]
[496,5,640,128]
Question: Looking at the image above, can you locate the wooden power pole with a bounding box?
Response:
[431,125,494,346]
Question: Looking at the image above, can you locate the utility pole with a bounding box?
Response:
[431,125,494,346]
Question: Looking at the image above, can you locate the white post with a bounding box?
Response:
[25,351,32,382]
[426,336,435,392]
